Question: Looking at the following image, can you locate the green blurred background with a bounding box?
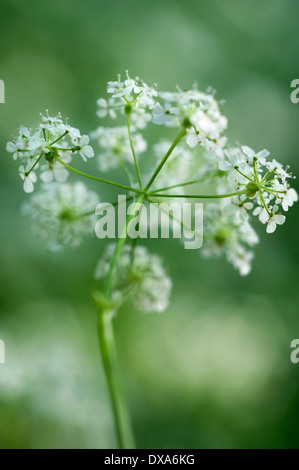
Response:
[0,0,299,449]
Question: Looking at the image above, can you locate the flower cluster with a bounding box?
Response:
[202,200,259,276]
[95,245,172,313]
[6,112,94,193]
[217,145,298,233]
[22,182,99,251]
[7,71,298,316]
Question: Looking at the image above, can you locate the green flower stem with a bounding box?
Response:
[96,306,135,449]
[259,189,271,216]
[150,173,219,194]
[127,114,142,190]
[48,130,69,147]
[95,193,145,449]
[145,128,186,191]
[235,167,253,182]
[55,157,139,193]
[104,193,145,298]
[25,152,44,176]
[148,189,247,199]
[263,186,286,194]
[261,168,276,183]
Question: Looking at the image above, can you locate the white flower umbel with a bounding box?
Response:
[95,245,172,313]
[7,112,95,192]
[202,200,259,275]
[217,145,297,234]
[22,182,99,251]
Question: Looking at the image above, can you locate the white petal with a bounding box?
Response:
[259,209,269,224]
[152,114,165,125]
[97,98,107,107]
[252,207,262,216]
[96,109,107,118]
[274,214,286,225]
[186,134,198,148]
[30,172,37,183]
[83,145,94,158]
[153,103,164,114]
[241,146,255,157]
[219,161,232,171]
[266,219,276,233]
[281,200,288,211]
[6,142,16,153]
[80,135,89,146]
[289,188,298,202]
[23,178,34,193]
[257,149,270,159]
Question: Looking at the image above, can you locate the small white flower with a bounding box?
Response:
[107,78,132,98]
[96,98,117,119]
[19,127,31,138]
[19,165,37,193]
[254,205,286,233]
[266,159,292,182]
[186,128,199,148]
[79,135,94,161]
[6,141,23,160]
[281,188,298,211]
[152,102,179,126]
[61,124,81,144]
[241,146,269,165]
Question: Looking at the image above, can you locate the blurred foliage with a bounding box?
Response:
[0,0,299,449]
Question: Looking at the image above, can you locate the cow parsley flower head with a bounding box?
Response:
[22,182,99,251]
[6,112,94,192]
[155,84,228,148]
[96,72,158,129]
[95,245,172,313]
[217,145,297,233]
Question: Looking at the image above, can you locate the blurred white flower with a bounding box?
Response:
[96,98,117,119]
[19,164,37,193]
[95,245,172,313]
[22,182,99,250]
[152,102,179,126]
[79,135,94,162]
[202,200,259,275]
